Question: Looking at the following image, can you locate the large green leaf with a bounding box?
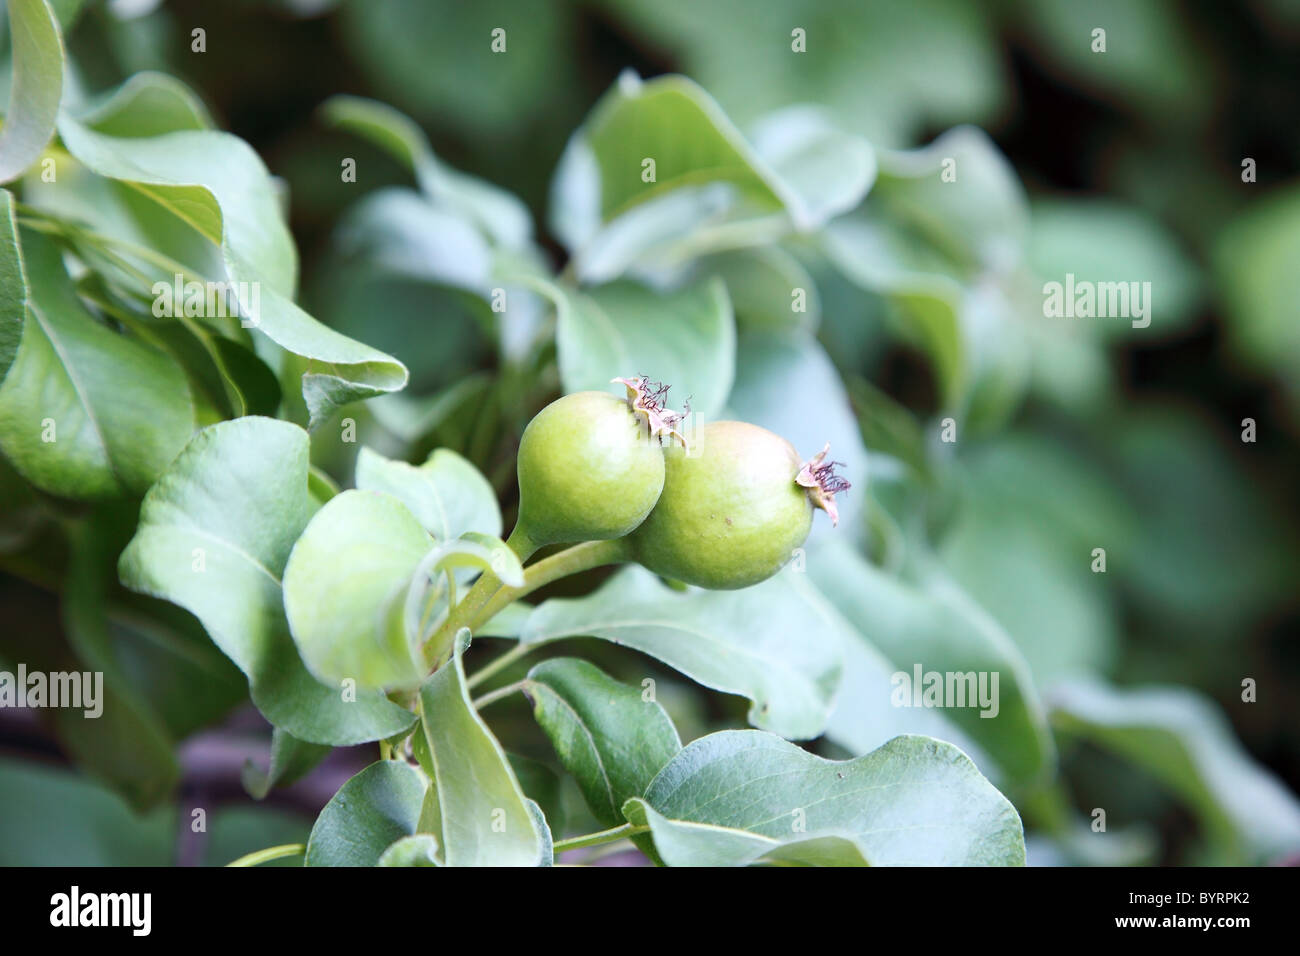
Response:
[0,205,195,498]
[282,489,433,690]
[355,446,501,540]
[418,635,547,866]
[809,539,1055,786]
[118,416,417,744]
[629,730,1025,866]
[0,0,63,184]
[525,657,680,829]
[1051,680,1300,864]
[56,115,408,426]
[573,71,792,228]
[507,566,842,741]
[553,277,735,422]
[304,760,428,867]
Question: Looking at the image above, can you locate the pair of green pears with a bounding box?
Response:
[511,377,847,590]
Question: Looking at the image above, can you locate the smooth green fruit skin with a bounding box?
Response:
[630,421,812,590]
[515,391,666,548]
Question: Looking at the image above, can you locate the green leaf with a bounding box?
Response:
[630,730,1025,866]
[821,219,966,404]
[623,800,870,866]
[697,246,820,333]
[749,106,876,229]
[242,728,331,800]
[335,188,492,292]
[282,489,433,690]
[809,538,1055,785]
[511,566,842,741]
[304,760,428,867]
[418,635,547,866]
[0,0,63,184]
[355,445,501,540]
[1214,183,1300,411]
[524,657,681,829]
[0,208,195,499]
[937,433,1129,684]
[1050,680,1300,864]
[377,833,441,867]
[77,70,213,137]
[0,756,175,866]
[56,115,409,426]
[554,277,735,421]
[562,71,793,229]
[873,126,1028,275]
[60,512,180,810]
[321,94,532,249]
[119,416,417,744]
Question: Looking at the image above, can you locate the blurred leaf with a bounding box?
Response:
[304,760,428,867]
[338,0,577,149]
[321,94,532,248]
[1051,680,1300,863]
[355,446,501,540]
[0,0,62,183]
[335,188,491,291]
[418,635,546,866]
[510,565,842,741]
[525,657,680,830]
[1017,0,1209,121]
[57,114,409,427]
[1214,182,1300,408]
[0,212,194,499]
[1106,406,1297,634]
[874,126,1028,276]
[628,730,1025,866]
[0,757,174,865]
[809,538,1056,786]
[749,106,876,229]
[283,488,433,690]
[553,277,735,421]
[821,221,966,405]
[938,433,1131,684]
[597,0,1006,148]
[119,417,417,744]
[696,246,820,333]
